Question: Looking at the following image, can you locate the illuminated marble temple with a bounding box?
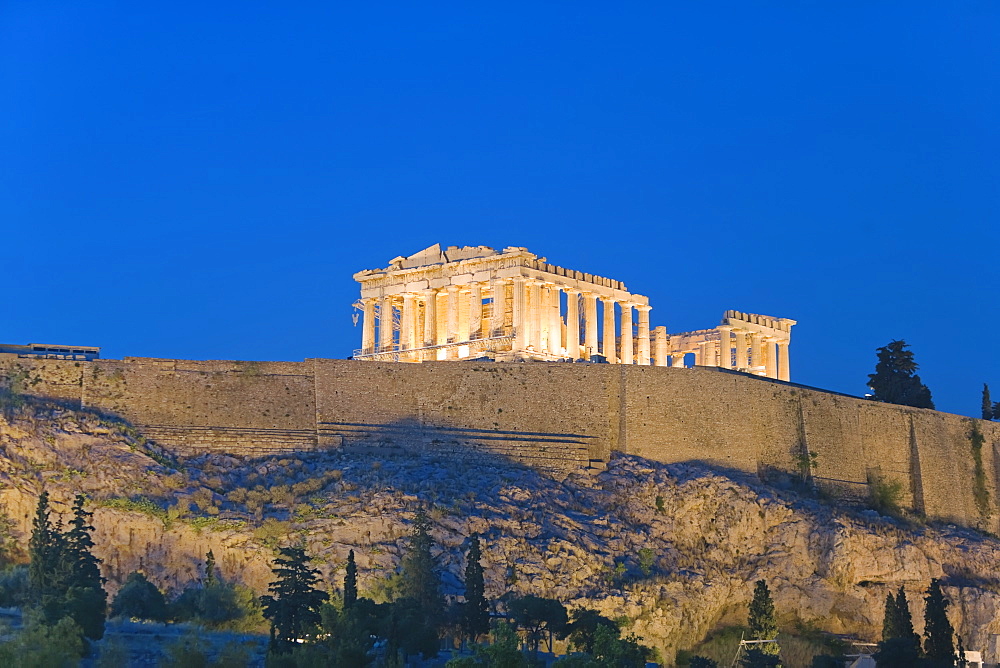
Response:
[353,244,794,380]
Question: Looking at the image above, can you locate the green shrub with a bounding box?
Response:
[868,475,904,517]
[0,565,29,607]
[0,616,86,664]
[110,572,168,621]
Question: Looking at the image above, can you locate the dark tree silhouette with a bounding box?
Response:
[878,587,921,665]
[205,549,216,586]
[508,595,568,660]
[881,592,899,641]
[982,384,993,420]
[28,491,72,625]
[63,494,106,639]
[923,578,957,666]
[462,534,489,643]
[400,509,442,624]
[261,547,329,654]
[867,340,934,409]
[567,607,618,654]
[110,572,167,621]
[344,549,358,609]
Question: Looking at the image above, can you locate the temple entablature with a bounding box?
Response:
[352,244,792,380]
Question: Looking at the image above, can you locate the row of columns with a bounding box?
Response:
[361,277,654,364]
[682,330,789,381]
[510,277,652,364]
[360,288,789,378]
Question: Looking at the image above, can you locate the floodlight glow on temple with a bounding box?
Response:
[353,244,794,380]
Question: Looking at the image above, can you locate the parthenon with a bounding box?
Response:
[353,244,795,380]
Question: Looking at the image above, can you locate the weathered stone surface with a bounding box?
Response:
[3,402,1000,663]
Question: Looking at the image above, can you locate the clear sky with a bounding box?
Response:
[2,2,998,417]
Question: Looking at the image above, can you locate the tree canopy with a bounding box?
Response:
[867,340,934,409]
[923,578,957,666]
[747,580,780,656]
[260,546,329,654]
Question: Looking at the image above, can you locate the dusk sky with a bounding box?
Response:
[2,3,997,417]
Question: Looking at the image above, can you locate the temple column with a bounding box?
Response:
[489,279,505,338]
[469,283,482,340]
[378,295,394,353]
[734,330,748,370]
[778,340,790,381]
[696,341,708,366]
[549,285,563,355]
[539,285,552,353]
[361,298,376,354]
[456,289,471,347]
[530,281,543,352]
[750,332,763,372]
[565,289,580,359]
[619,303,634,364]
[636,305,651,365]
[653,326,668,367]
[717,326,732,369]
[446,286,460,360]
[401,294,417,359]
[422,289,437,360]
[671,352,685,368]
[601,298,617,363]
[513,277,528,351]
[583,293,598,359]
[764,338,778,379]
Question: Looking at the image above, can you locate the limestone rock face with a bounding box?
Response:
[3,403,1000,663]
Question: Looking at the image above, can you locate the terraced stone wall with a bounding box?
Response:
[2,354,998,529]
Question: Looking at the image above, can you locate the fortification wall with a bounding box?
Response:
[2,354,998,529]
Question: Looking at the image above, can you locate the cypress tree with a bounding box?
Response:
[923,578,957,666]
[343,549,358,609]
[895,587,921,657]
[205,550,216,586]
[881,592,899,641]
[400,508,443,624]
[462,534,490,642]
[747,580,780,656]
[63,494,107,640]
[983,384,993,420]
[260,546,329,654]
[28,492,72,624]
[867,340,934,409]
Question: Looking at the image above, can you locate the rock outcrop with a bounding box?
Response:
[2,400,1000,664]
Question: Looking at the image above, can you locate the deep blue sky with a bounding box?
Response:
[2,2,998,417]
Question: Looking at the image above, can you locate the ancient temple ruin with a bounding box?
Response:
[353,244,795,380]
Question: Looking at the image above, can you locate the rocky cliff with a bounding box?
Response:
[2,398,999,665]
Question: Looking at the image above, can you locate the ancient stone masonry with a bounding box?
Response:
[4,354,1000,532]
[352,244,795,380]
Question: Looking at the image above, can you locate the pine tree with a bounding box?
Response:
[867,340,934,409]
[400,508,443,624]
[260,546,329,654]
[462,534,489,643]
[982,384,993,420]
[923,578,957,666]
[343,549,358,609]
[63,494,106,640]
[747,580,779,656]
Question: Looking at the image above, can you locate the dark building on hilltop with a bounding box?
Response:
[0,342,100,361]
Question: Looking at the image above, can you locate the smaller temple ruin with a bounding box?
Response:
[353,244,794,380]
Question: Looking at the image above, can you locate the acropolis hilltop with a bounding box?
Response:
[353,244,795,380]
